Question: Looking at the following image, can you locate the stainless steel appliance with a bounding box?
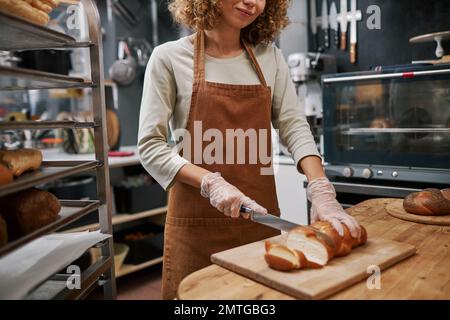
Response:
[321,63,450,206]
[287,52,336,154]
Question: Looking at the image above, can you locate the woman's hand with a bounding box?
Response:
[201,172,267,219]
[307,177,361,238]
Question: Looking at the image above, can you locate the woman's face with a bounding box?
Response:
[219,0,266,30]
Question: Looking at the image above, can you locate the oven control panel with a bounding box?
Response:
[325,164,450,184]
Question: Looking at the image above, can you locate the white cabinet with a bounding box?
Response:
[274,159,309,225]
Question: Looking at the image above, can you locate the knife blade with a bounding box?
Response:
[350,0,358,64]
[310,0,318,50]
[329,2,339,48]
[240,206,336,251]
[321,0,329,49]
[338,0,348,50]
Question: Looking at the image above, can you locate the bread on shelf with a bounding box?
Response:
[0,148,42,177]
[403,188,450,216]
[0,188,61,240]
[264,222,368,272]
[0,0,50,25]
[0,164,13,185]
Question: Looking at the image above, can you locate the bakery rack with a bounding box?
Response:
[0,0,116,300]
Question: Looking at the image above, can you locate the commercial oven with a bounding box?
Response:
[321,63,450,207]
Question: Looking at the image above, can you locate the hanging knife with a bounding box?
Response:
[350,0,361,64]
[321,0,329,49]
[338,0,348,51]
[240,206,336,250]
[310,0,318,51]
[329,2,339,48]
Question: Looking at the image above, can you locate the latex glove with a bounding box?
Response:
[200,172,267,219]
[307,177,361,238]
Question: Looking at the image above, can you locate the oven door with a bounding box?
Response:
[322,66,450,172]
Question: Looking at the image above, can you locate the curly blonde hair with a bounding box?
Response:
[168,0,291,45]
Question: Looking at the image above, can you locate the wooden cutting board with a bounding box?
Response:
[386,198,450,226]
[211,235,416,300]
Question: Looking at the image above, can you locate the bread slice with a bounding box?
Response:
[286,227,334,266]
[264,241,301,271]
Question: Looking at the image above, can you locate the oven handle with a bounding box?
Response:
[330,181,422,198]
[323,68,450,83]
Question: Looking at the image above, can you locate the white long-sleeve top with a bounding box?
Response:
[138,35,320,190]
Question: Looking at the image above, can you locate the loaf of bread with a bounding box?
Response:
[41,0,60,8]
[0,215,7,248]
[0,164,13,185]
[28,0,52,13]
[0,188,60,240]
[370,117,394,129]
[442,189,450,201]
[264,222,367,272]
[403,189,450,216]
[0,0,49,25]
[0,148,42,177]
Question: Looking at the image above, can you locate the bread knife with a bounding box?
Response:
[240,206,336,251]
[349,0,358,64]
[338,0,348,50]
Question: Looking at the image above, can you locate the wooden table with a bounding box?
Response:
[178,198,450,300]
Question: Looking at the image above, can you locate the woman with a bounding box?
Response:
[138,0,361,300]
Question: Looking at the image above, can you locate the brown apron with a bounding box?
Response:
[162,31,281,300]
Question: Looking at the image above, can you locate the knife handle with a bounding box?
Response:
[324,29,330,49]
[340,31,347,50]
[350,43,356,64]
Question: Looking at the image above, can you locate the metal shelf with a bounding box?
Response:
[342,128,450,135]
[0,0,117,299]
[0,12,92,50]
[117,256,164,278]
[27,256,112,300]
[0,160,100,197]
[0,199,101,257]
[0,120,97,131]
[64,206,167,233]
[0,66,94,91]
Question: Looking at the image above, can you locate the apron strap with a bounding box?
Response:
[193,31,268,87]
[241,39,268,87]
[194,31,206,83]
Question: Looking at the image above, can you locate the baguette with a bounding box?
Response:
[403,188,450,216]
[0,164,13,185]
[41,0,59,8]
[0,148,42,177]
[29,0,52,13]
[0,188,60,240]
[0,0,49,25]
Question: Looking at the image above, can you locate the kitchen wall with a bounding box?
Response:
[97,0,181,146]
[308,0,450,72]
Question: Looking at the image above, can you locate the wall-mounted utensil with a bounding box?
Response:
[109,40,137,86]
[338,0,348,51]
[349,0,362,64]
[321,0,329,49]
[329,2,339,48]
